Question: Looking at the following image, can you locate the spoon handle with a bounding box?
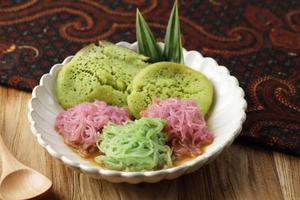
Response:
[0,135,23,174]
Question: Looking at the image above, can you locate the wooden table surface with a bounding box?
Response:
[0,86,299,200]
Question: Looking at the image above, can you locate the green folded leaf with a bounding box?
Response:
[164,1,184,64]
[136,9,164,63]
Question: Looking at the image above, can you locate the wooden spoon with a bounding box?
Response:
[0,135,52,200]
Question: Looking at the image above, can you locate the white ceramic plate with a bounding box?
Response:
[28,41,247,183]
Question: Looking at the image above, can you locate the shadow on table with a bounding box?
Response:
[103,142,280,200]
[28,189,59,200]
[42,141,283,199]
[104,145,248,199]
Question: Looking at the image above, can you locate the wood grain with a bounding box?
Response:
[0,86,299,200]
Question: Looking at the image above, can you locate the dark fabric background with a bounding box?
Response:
[0,0,299,155]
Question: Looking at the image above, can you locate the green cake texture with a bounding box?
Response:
[56,42,148,109]
[127,62,214,118]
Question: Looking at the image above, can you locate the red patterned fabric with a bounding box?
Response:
[0,0,299,155]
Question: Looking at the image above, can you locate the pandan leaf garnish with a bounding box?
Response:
[164,1,184,64]
[136,9,164,63]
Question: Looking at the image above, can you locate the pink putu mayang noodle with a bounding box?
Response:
[141,98,213,159]
[55,100,130,156]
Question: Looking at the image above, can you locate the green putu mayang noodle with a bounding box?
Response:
[95,118,173,171]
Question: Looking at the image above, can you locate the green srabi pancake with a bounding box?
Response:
[56,42,148,109]
[127,62,214,118]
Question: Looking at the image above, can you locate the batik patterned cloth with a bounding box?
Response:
[0,0,299,155]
